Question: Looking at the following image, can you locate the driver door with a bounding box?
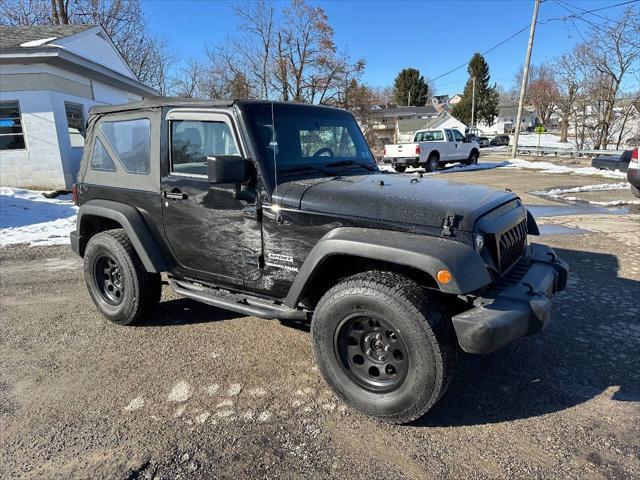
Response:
[161,110,262,285]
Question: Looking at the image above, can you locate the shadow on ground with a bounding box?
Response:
[0,196,76,228]
[138,297,241,327]
[416,247,639,427]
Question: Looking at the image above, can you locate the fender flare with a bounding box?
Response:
[76,199,170,273]
[284,227,492,308]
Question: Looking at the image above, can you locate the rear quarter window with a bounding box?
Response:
[99,118,151,174]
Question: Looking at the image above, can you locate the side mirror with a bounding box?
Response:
[207,155,247,184]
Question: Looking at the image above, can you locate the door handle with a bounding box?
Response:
[163,190,187,200]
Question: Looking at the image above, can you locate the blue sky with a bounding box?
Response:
[143,0,634,96]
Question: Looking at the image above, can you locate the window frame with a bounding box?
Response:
[0,100,27,151]
[64,101,86,148]
[167,112,242,180]
[89,137,117,172]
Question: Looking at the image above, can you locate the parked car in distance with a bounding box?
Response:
[477,136,490,148]
[591,149,634,173]
[625,136,639,147]
[626,148,639,198]
[383,128,480,172]
[70,97,568,425]
[489,134,511,147]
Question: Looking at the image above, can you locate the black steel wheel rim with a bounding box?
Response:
[334,313,409,392]
[94,254,124,305]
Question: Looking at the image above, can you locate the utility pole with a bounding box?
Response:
[512,0,540,158]
[408,89,411,107]
[471,77,476,128]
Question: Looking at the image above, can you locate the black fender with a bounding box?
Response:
[284,227,492,308]
[74,199,170,273]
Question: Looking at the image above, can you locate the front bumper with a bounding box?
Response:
[452,243,568,354]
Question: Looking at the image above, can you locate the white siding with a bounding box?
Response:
[0,90,65,188]
[56,29,134,79]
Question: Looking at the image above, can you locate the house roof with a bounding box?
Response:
[0,25,93,49]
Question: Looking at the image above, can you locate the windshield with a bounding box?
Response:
[243,103,376,182]
[414,130,444,142]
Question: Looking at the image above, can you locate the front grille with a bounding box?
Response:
[498,219,527,272]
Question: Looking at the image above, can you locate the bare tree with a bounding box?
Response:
[516,64,559,128]
[580,6,640,149]
[550,50,584,143]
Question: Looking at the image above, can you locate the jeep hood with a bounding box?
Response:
[274,173,518,232]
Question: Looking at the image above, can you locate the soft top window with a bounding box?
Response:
[99,118,150,174]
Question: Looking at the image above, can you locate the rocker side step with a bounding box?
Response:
[169,279,308,321]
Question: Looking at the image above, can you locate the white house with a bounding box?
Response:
[477,104,538,135]
[397,111,468,143]
[0,25,157,189]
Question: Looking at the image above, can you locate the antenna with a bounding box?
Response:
[271,101,278,201]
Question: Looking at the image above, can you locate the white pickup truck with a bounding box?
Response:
[383,128,480,173]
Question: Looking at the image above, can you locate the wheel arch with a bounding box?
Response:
[284,227,492,309]
[76,200,170,273]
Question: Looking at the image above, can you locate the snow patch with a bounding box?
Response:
[505,158,628,179]
[227,383,242,396]
[123,397,145,411]
[0,187,78,247]
[167,381,193,402]
[195,412,211,424]
[534,182,630,196]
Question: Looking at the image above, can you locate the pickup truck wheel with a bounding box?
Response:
[466,149,479,165]
[631,185,640,198]
[394,165,406,173]
[311,271,456,424]
[425,154,439,173]
[84,229,161,325]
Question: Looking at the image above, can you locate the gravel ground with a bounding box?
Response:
[1,164,639,479]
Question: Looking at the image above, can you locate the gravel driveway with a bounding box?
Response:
[1,165,639,479]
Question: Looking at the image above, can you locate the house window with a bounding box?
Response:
[0,100,26,150]
[65,102,85,147]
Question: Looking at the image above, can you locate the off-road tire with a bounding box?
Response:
[466,149,479,166]
[425,154,439,173]
[84,229,161,325]
[631,185,640,198]
[394,165,406,173]
[311,271,456,424]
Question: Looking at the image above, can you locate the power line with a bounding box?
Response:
[431,0,639,84]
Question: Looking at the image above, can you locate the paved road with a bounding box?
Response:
[1,165,639,479]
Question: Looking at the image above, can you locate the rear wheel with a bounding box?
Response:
[312,271,456,424]
[631,185,640,198]
[425,154,439,173]
[84,229,161,325]
[394,165,406,173]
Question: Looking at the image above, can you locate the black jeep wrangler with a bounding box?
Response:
[70,97,568,424]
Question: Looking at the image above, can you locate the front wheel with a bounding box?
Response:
[311,271,456,424]
[466,150,479,165]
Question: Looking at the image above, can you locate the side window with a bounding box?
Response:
[445,130,453,142]
[453,130,465,141]
[99,118,150,174]
[90,138,116,172]
[171,120,239,176]
[433,131,444,141]
[65,102,85,147]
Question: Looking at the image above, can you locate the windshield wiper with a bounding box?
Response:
[324,159,376,171]
[280,165,336,176]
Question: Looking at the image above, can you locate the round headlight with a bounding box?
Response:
[474,233,485,251]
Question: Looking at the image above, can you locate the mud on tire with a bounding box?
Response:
[83,229,161,325]
[311,271,456,424]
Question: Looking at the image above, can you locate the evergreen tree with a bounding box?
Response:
[392,68,429,106]
[451,53,499,127]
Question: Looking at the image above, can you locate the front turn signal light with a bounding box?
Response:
[437,269,452,284]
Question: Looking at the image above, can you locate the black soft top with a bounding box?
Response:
[88,97,235,116]
[88,96,344,116]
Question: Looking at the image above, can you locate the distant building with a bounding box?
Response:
[449,93,463,106]
[477,104,538,135]
[0,25,157,189]
[396,111,467,143]
[369,104,439,144]
[431,95,450,111]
